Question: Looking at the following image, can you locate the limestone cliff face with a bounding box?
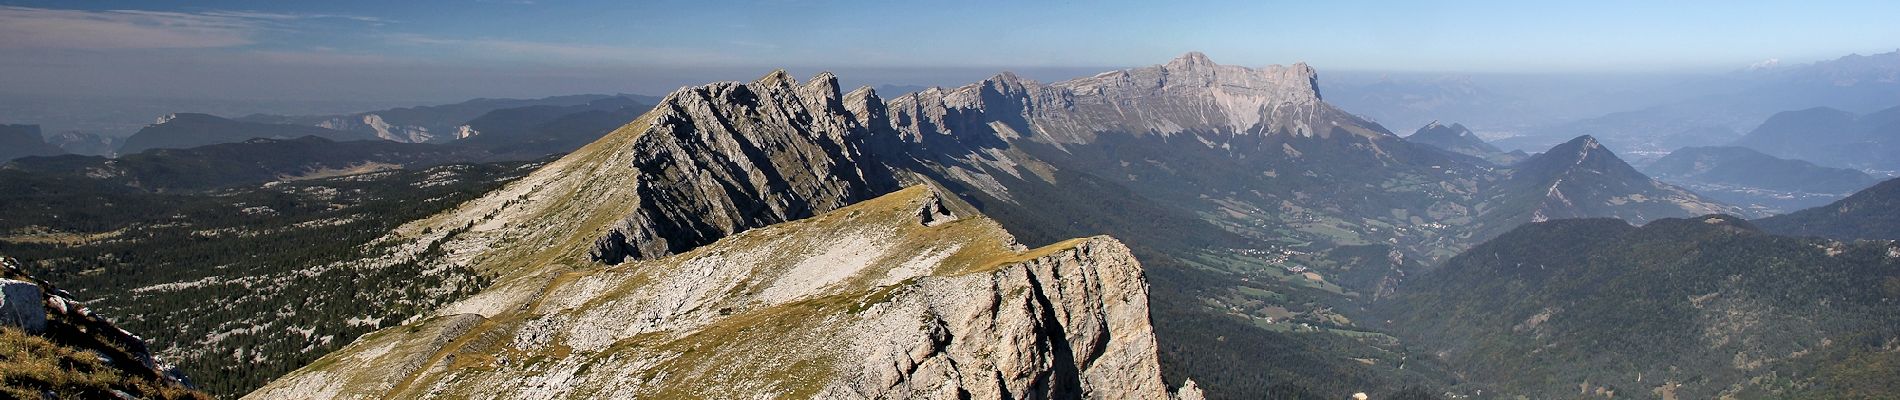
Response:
[248,187,1167,399]
[316,114,437,144]
[588,70,899,264]
[883,51,1388,148]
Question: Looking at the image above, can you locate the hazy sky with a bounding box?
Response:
[2,0,1898,102]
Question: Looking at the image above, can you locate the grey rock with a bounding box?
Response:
[0,278,47,333]
[1173,379,1206,400]
[586,70,900,264]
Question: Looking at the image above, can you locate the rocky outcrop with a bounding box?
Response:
[586,70,899,264]
[453,125,479,139]
[1172,379,1206,400]
[250,186,1169,399]
[0,278,45,333]
[1,257,205,398]
[318,114,437,143]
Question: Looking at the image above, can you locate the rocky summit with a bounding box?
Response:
[586,71,899,264]
[1498,135,1739,224]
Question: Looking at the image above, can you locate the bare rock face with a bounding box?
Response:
[587,70,899,264]
[883,51,1387,148]
[249,187,1168,400]
[317,114,437,143]
[0,278,46,333]
[1172,379,1206,400]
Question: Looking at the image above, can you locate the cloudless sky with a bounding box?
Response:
[2,0,1898,101]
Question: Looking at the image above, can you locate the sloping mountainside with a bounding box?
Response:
[2,257,209,399]
[250,187,1169,399]
[1644,146,1881,213]
[0,160,543,396]
[119,113,377,154]
[2,136,489,191]
[1478,135,1743,234]
[1757,177,1900,240]
[0,124,65,162]
[1403,121,1521,164]
[1377,216,1900,399]
[1732,105,1900,171]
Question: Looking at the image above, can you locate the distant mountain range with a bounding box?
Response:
[2,136,491,192]
[1496,49,1900,155]
[1,94,662,161]
[1756,176,1900,240]
[2,94,653,199]
[46,131,117,156]
[118,113,376,155]
[452,95,652,159]
[1403,121,1524,164]
[238,94,662,144]
[0,124,63,162]
[1327,75,1548,137]
[1643,145,1882,213]
[1731,105,1900,172]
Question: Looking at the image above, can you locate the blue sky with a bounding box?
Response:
[2,0,1898,101]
